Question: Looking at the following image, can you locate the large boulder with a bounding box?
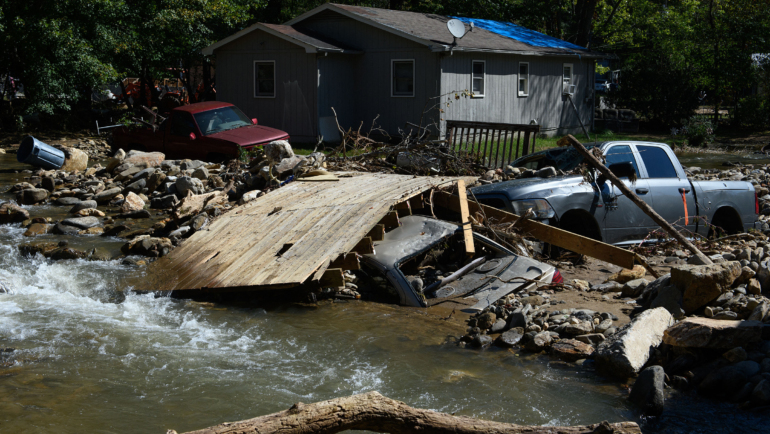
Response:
[0,202,30,224]
[671,261,741,313]
[264,140,294,163]
[146,171,167,194]
[274,155,306,177]
[123,150,164,167]
[551,339,595,362]
[16,188,48,205]
[60,148,88,172]
[629,365,665,416]
[175,176,204,197]
[60,216,102,229]
[662,317,765,349]
[595,307,675,378]
[121,192,145,213]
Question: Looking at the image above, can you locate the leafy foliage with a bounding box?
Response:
[672,115,717,147]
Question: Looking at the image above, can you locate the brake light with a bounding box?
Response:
[551,269,563,284]
[756,192,760,215]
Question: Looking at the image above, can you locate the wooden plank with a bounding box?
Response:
[366,224,385,242]
[329,253,361,270]
[378,211,400,229]
[432,190,635,269]
[394,201,411,210]
[350,237,374,254]
[319,268,344,287]
[456,180,475,258]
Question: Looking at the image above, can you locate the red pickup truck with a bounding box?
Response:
[112,101,289,161]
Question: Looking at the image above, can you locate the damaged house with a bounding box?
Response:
[202,3,605,142]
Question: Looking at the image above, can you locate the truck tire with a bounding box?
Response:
[708,207,743,238]
[546,210,602,261]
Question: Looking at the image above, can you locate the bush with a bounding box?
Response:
[672,115,716,147]
[735,95,770,128]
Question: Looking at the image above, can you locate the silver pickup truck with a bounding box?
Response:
[470,141,759,246]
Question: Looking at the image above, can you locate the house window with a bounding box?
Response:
[392,59,414,97]
[254,61,275,98]
[518,62,529,96]
[472,60,485,97]
[562,63,574,94]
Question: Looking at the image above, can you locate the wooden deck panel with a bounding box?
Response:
[149,173,463,292]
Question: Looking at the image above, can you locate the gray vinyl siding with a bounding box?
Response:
[440,53,594,137]
[214,31,317,141]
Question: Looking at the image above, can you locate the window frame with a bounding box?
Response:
[254,60,276,98]
[391,59,415,98]
[518,62,529,97]
[471,60,485,98]
[604,144,641,179]
[562,63,574,94]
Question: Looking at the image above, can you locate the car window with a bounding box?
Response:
[169,113,196,137]
[194,106,252,136]
[637,145,678,178]
[604,145,640,178]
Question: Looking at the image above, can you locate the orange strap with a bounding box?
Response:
[681,191,689,225]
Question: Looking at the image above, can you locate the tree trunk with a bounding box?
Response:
[565,135,713,265]
[171,391,641,434]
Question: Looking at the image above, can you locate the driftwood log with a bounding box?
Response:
[171,391,640,434]
[565,134,713,265]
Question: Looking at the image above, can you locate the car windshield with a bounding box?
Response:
[512,145,594,172]
[194,106,252,136]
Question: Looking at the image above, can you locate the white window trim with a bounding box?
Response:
[254,60,276,98]
[391,59,415,98]
[518,62,529,97]
[562,63,574,95]
[471,60,485,98]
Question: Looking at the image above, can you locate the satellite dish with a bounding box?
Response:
[447,19,466,39]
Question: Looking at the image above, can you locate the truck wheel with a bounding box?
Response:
[708,208,742,238]
[547,211,602,261]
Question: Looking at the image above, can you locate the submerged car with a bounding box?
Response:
[355,215,557,311]
[112,101,289,161]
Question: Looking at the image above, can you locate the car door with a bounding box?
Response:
[164,112,202,159]
[635,144,697,234]
[599,144,657,244]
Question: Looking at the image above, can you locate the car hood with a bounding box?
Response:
[208,125,288,147]
[471,175,587,200]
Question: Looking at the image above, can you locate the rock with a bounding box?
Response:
[575,333,606,345]
[748,301,770,322]
[124,178,147,194]
[23,223,50,237]
[748,278,762,295]
[595,307,675,378]
[175,176,204,197]
[699,361,760,397]
[69,200,98,214]
[490,318,507,333]
[495,328,524,347]
[150,194,179,209]
[663,317,764,349]
[61,216,101,229]
[41,176,56,192]
[650,285,685,319]
[751,379,770,405]
[723,347,748,363]
[594,282,622,293]
[52,222,82,235]
[121,192,145,213]
[274,155,306,177]
[525,331,552,352]
[607,265,646,283]
[54,197,81,206]
[622,278,648,297]
[113,148,126,160]
[19,242,59,257]
[123,150,164,167]
[551,339,595,362]
[0,202,30,224]
[471,334,494,349]
[713,311,739,320]
[239,190,260,205]
[572,279,590,291]
[536,166,557,178]
[180,160,206,171]
[146,171,167,193]
[629,366,665,416]
[75,208,105,217]
[94,187,122,203]
[595,318,614,333]
[60,148,88,172]
[121,236,173,257]
[190,214,208,231]
[48,247,87,260]
[477,312,497,330]
[169,226,191,237]
[118,210,151,219]
[671,261,742,313]
[507,308,528,329]
[191,166,209,180]
[565,322,593,335]
[264,140,294,162]
[519,295,544,306]
[16,188,48,204]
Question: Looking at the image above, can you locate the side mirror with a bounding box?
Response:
[608,162,636,179]
[251,118,258,125]
[189,132,197,140]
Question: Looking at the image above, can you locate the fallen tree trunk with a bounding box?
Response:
[171,391,640,434]
[564,135,712,266]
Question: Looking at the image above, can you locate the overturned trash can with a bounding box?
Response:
[17,136,65,170]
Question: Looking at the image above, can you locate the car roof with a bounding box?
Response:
[174,101,234,114]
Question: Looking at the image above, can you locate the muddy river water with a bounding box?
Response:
[0,153,766,433]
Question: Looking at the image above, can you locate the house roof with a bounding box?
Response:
[286,3,604,58]
[202,22,357,55]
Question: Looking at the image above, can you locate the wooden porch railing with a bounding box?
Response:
[445,120,541,169]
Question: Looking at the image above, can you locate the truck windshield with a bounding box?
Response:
[194,106,253,135]
[513,146,594,172]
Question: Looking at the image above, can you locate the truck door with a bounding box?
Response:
[600,144,657,244]
[165,112,200,159]
[635,144,697,234]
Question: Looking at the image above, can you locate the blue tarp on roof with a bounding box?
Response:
[451,16,585,51]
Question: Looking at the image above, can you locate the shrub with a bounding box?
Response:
[735,95,770,128]
[671,115,716,147]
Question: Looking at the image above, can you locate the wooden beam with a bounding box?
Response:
[319,268,344,287]
[394,201,411,210]
[433,190,635,269]
[366,224,385,242]
[350,237,374,255]
[329,253,361,270]
[564,134,712,265]
[456,180,475,258]
[378,211,400,229]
